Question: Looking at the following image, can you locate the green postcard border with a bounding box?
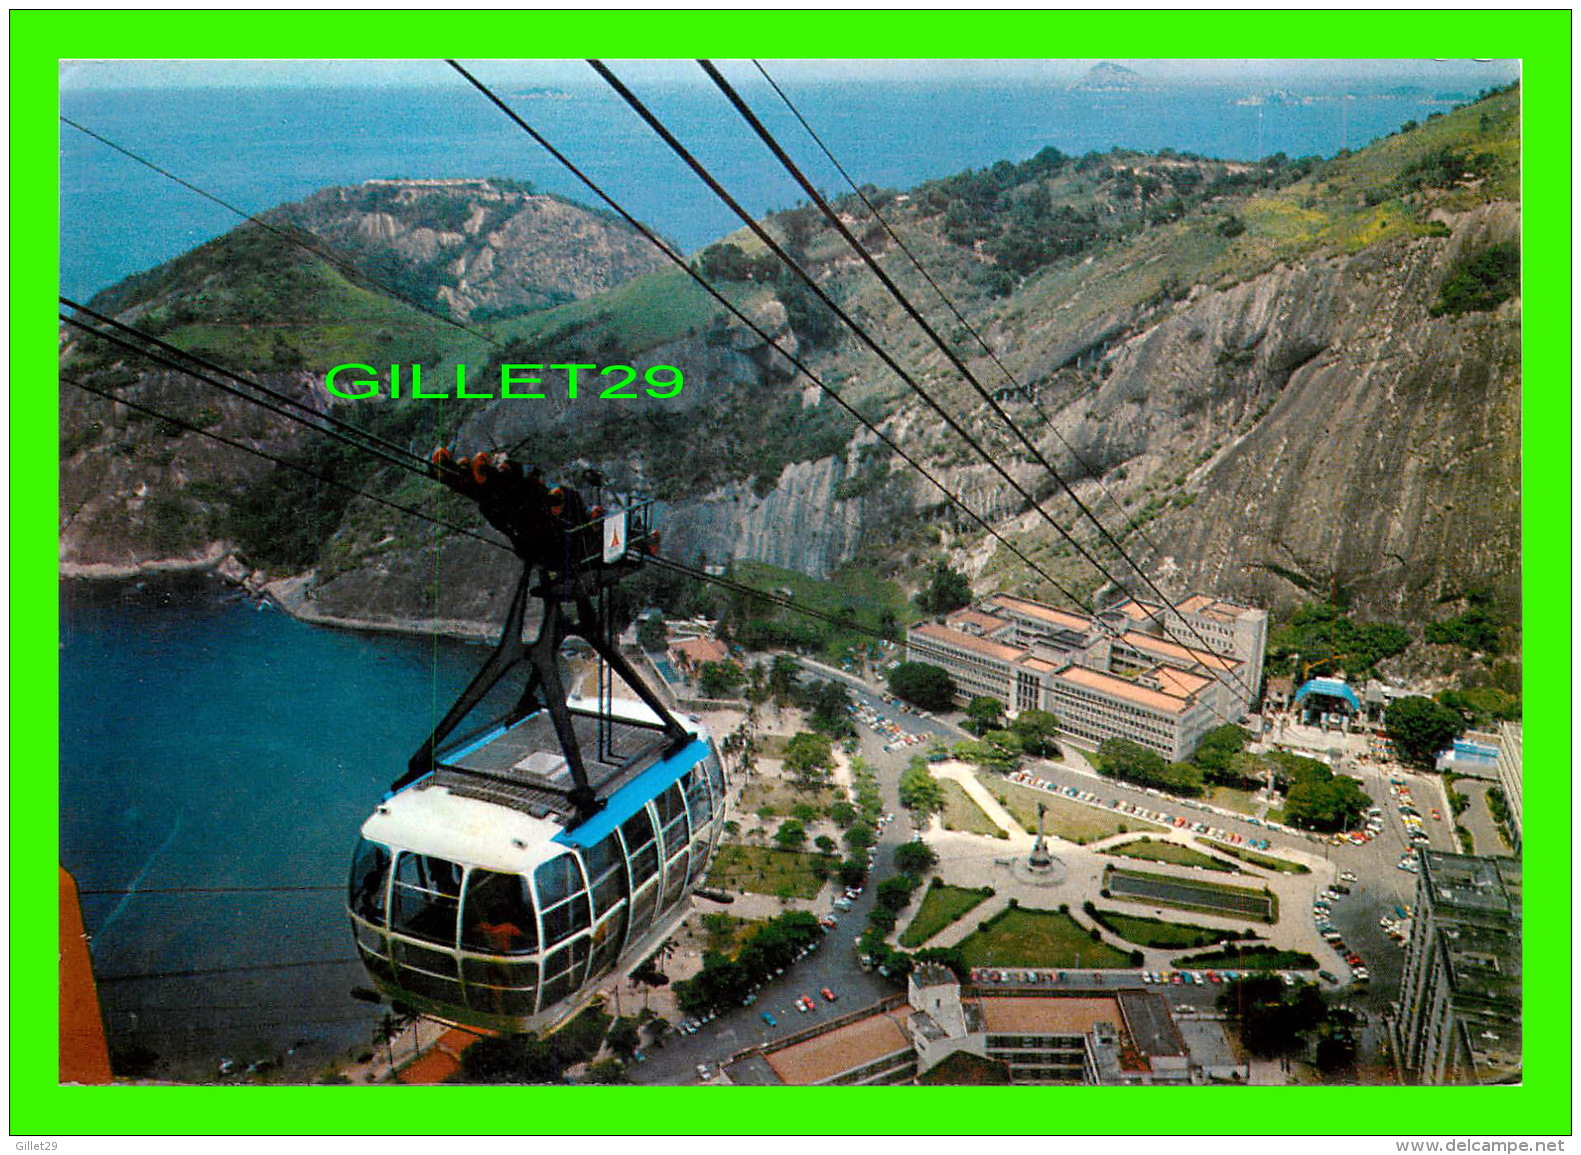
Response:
[14,7,1571,1137]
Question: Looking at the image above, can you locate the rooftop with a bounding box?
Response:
[912,622,1028,664]
[984,594,1093,634]
[947,608,1014,635]
[1120,630,1240,673]
[1175,593,1256,624]
[1053,664,1191,715]
[973,994,1124,1036]
[762,1004,914,1085]
[669,636,729,666]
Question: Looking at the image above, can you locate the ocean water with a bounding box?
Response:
[60,74,1461,300]
[59,575,480,1079]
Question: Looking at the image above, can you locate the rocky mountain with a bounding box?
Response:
[59,86,1521,644]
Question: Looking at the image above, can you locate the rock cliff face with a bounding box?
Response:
[59,90,1522,635]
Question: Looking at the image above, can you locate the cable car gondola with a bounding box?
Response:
[347,453,725,1032]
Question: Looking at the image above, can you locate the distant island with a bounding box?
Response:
[1069,61,1146,92]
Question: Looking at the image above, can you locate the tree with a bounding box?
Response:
[605,1017,641,1060]
[815,834,838,855]
[917,561,973,614]
[637,615,669,653]
[1193,724,1251,778]
[888,662,957,712]
[807,679,856,738]
[898,757,945,816]
[698,660,743,700]
[457,1034,563,1084]
[774,819,808,851]
[828,800,858,829]
[876,874,919,914]
[768,655,800,704]
[783,731,835,789]
[583,1058,629,1084]
[836,859,868,888]
[1009,709,1061,757]
[1385,696,1465,768]
[965,696,1005,736]
[844,821,877,853]
[894,840,939,876]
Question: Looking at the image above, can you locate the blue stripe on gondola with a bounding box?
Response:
[553,737,709,849]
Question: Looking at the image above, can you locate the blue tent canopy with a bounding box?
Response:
[1293,677,1360,712]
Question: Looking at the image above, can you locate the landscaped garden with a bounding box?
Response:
[1085,905,1250,950]
[1103,836,1239,872]
[955,904,1134,969]
[898,880,996,948]
[706,845,837,899]
[1105,866,1278,923]
[939,780,1008,838]
[1173,944,1318,970]
[975,774,1129,843]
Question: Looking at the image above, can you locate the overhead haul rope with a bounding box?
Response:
[696,59,1257,706]
[748,58,1171,563]
[443,57,1092,612]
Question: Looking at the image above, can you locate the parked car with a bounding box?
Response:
[821,987,838,1002]
[760,1011,777,1027]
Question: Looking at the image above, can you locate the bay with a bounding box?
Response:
[59,574,480,1080]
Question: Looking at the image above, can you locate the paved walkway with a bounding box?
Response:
[900,762,1351,974]
[1456,779,1512,857]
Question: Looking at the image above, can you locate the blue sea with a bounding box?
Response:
[58,72,1485,300]
[59,575,480,1078]
[55,67,1502,1080]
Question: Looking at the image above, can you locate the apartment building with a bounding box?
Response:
[1395,851,1521,1085]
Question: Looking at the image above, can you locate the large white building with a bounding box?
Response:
[906,591,1266,762]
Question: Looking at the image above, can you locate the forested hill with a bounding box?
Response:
[60,85,1520,655]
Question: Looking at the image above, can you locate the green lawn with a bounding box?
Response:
[975,774,1129,844]
[1195,838,1312,875]
[738,777,843,819]
[1105,866,1279,924]
[939,780,1009,838]
[956,906,1133,969]
[705,844,836,899]
[1087,907,1244,950]
[1173,944,1318,971]
[1205,786,1264,816]
[899,881,996,948]
[1103,837,1238,872]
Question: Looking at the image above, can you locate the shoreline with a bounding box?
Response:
[62,550,499,643]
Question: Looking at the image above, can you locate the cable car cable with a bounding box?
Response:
[444,58,1090,611]
[62,372,503,550]
[61,298,437,476]
[690,60,1258,707]
[748,58,1170,563]
[590,61,1118,601]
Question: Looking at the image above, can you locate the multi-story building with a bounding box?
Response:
[905,591,1266,761]
[723,968,1241,1086]
[1395,851,1521,1085]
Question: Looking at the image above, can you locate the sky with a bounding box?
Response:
[60,57,1520,91]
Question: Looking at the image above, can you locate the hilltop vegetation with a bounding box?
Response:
[61,86,1521,667]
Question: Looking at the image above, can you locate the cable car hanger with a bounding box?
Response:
[393,448,688,824]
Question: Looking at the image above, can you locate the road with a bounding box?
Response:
[627,677,923,1085]
[631,660,1439,1081]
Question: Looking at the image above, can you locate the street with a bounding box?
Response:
[629,658,1439,1082]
